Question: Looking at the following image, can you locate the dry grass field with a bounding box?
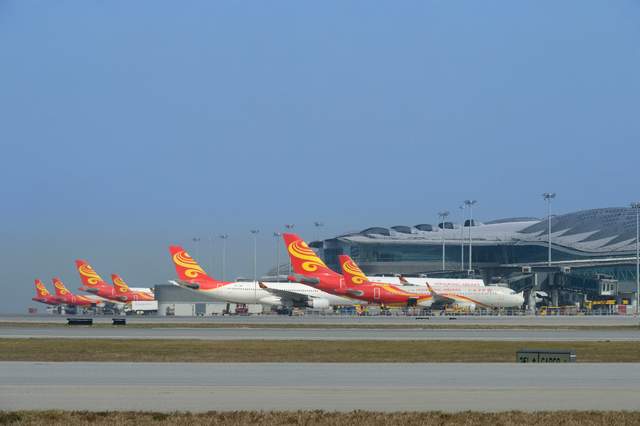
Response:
[1,410,639,426]
[1,338,639,362]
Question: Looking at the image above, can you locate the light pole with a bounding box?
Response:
[285,224,295,275]
[543,192,556,266]
[273,232,282,282]
[464,200,477,274]
[459,205,465,271]
[192,237,201,261]
[314,221,324,242]
[250,230,259,302]
[219,234,228,281]
[632,202,640,315]
[438,211,450,271]
[250,230,260,282]
[210,235,216,276]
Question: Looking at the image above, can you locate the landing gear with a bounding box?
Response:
[275,306,292,316]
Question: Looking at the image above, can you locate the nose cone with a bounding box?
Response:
[515,294,525,305]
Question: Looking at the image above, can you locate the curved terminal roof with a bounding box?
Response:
[484,217,539,225]
[360,227,391,236]
[519,208,638,253]
[338,208,639,255]
[391,225,413,234]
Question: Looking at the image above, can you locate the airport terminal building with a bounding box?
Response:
[311,207,639,310]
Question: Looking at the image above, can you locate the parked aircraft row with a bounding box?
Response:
[32,233,524,313]
[170,233,525,311]
[32,261,155,310]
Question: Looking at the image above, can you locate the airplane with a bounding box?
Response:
[282,233,486,289]
[31,279,60,306]
[75,260,153,303]
[52,277,100,307]
[422,280,524,311]
[111,274,155,301]
[282,233,524,310]
[338,255,432,307]
[279,234,433,307]
[374,275,485,288]
[169,245,356,310]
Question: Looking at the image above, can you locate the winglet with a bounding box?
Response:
[398,275,410,285]
[424,280,436,295]
[258,282,268,289]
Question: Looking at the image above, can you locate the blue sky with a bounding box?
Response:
[1,1,639,312]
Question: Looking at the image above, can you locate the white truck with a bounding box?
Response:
[125,300,158,315]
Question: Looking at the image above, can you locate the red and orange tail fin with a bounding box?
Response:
[34,279,51,297]
[338,255,369,286]
[75,260,108,289]
[52,277,71,297]
[282,233,338,277]
[169,245,219,285]
[111,273,131,294]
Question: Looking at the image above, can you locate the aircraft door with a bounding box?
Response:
[374,287,381,300]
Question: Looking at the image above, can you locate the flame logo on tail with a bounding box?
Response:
[53,279,69,296]
[341,258,367,285]
[287,240,327,273]
[172,250,207,279]
[78,263,103,286]
[112,275,130,293]
[35,280,50,296]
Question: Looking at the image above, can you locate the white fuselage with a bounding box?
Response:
[185,281,356,307]
[82,294,124,306]
[367,276,485,288]
[432,285,524,309]
[366,277,523,308]
[350,275,520,308]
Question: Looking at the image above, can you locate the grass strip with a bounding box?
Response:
[1,410,640,425]
[1,339,639,362]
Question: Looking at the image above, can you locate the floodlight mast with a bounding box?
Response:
[250,230,260,282]
[438,211,450,271]
[273,232,282,282]
[285,224,295,275]
[218,234,229,281]
[543,192,556,266]
[631,202,640,315]
[459,205,465,271]
[464,200,477,273]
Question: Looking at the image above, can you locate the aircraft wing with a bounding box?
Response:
[89,295,125,306]
[258,282,312,306]
[425,282,457,304]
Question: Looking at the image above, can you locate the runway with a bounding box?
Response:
[2,313,639,327]
[1,326,639,341]
[1,362,638,412]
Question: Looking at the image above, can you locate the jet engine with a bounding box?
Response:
[451,301,476,312]
[259,296,282,306]
[306,298,330,309]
